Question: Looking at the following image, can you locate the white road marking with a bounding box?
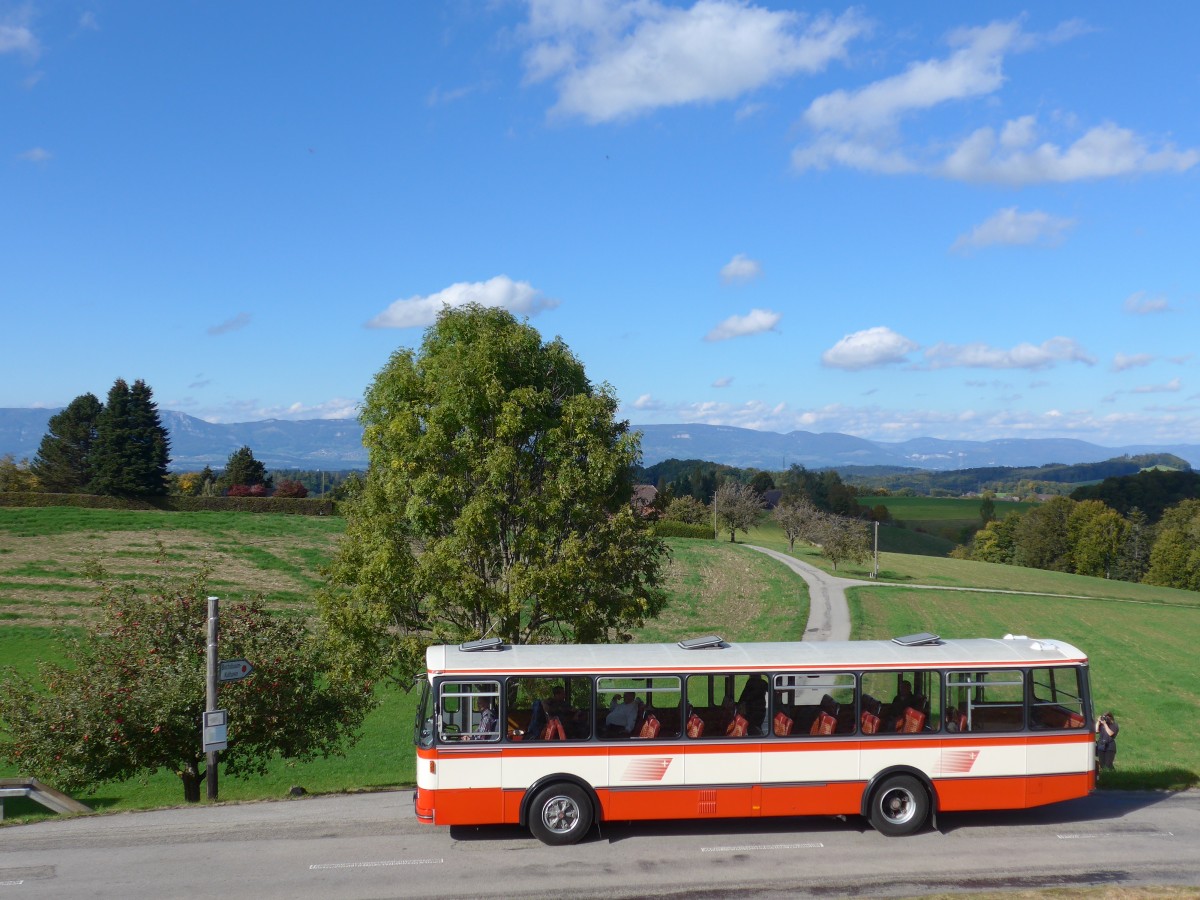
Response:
[0,881,25,886]
[310,858,444,870]
[701,842,823,853]
[1057,832,1173,840]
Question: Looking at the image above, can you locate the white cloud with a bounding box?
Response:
[16,147,51,163]
[711,376,733,388]
[0,15,39,59]
[939,120,1199,185]
[1123,291,1171,315]
[719,253,762,283]
[951,207,1075,253]
[1131,377,1182,395]
[923,336,1095,370]
[704,308,780,342]
[803,20,1017,135]
[792,18,1199,185]
[367,275,558,329]
[1112,353,1154,372]
[522,1,867,123]
[633,393,662,410]
[206,312,252,336]
[820,326,917,370]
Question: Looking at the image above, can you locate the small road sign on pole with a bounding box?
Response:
[203,709,228,753]
[218,659,254,683]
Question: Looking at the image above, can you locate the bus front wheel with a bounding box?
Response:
[868,775,928,836]
[528,783,593,845]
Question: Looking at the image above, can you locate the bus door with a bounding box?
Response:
[433,679,503,824]
[683,673,763,818]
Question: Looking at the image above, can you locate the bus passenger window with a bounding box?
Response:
[1029,667,1087,729]
[686,674,766,738]
[773,673,857,737]
[947,670,1023,732]
[597,677,681,740]
[505,677,592,741]
[438,681,500,743]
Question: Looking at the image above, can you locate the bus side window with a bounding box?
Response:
[1029,667,1086,729]
[438,680,500,743]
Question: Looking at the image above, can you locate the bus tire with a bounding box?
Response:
[528,782,592,845]
[868,774,928,836]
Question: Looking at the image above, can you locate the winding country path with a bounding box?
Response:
[743,544,859,642]
[743,543,1110,643]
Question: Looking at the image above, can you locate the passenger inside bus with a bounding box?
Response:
[605,692,642,734]
[738,674,768,735]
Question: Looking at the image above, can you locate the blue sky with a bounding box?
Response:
[3,1,1198,447]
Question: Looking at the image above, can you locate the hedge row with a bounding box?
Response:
[652,520,715,539]
[0,492,338,516]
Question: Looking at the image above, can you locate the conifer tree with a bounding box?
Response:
[88,379,171,496]
[31,393,103,492]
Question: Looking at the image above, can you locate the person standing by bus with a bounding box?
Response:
[1096,711,1119,770]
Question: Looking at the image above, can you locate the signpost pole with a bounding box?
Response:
[206,595,219,802]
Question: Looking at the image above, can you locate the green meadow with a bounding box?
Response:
[2,505,1197,822]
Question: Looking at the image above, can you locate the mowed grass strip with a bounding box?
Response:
[849,585,1200,791]
[0,507,342,625]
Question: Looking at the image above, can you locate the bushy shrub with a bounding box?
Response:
[227,484,252,497]
[273,479,309,499]
[653,521,715,539]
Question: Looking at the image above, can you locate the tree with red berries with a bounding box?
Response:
[0,557,372,803]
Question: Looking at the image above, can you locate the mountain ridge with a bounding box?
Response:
[2,408,1197,472]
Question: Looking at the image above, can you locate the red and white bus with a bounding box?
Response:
[413,633,1094,844]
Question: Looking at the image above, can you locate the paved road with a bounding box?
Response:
[3,789,1198,898]
[743,544,858,641]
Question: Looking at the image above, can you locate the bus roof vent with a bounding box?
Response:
[678,635,727,650]
[459,637,506,652]
[892,632,942,647]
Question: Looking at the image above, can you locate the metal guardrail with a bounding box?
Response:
[0,777,92,820]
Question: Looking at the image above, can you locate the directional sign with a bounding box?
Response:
[218,659,254,683]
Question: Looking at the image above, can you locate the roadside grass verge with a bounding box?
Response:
[849,585,1200,791]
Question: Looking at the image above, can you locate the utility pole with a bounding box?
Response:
[206,596,219,801]
[873,520,879,579]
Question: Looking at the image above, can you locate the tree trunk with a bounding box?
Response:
[180,761,205,803]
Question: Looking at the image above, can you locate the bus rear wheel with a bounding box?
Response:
[528,783,593,845]
[868,775,928,836]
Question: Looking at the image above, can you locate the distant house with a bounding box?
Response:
[632,484,658,517]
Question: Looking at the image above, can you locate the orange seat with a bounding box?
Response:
[861,711,880,734]
[810,712,836,736]
[773,711,794,737]
[686,713,705,738]
[541,717,565,741]
[638,714,661,739]
[901,707,926,733]
[726,713,749,737]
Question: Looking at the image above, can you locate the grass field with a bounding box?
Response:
[0,507,343,625]
[2,504,1198,822]
[856,495,1036,557]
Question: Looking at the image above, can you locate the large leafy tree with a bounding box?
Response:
[1144,499,1200,590]
[30,393,103,492]
[88,378,171,496]
[773,498,819,551]
[0,559,372,803]
[815,512,872,571]
[712,481,765,543]
[319,304,668,687]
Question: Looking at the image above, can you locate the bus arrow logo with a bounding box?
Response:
[623,758,673,782]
